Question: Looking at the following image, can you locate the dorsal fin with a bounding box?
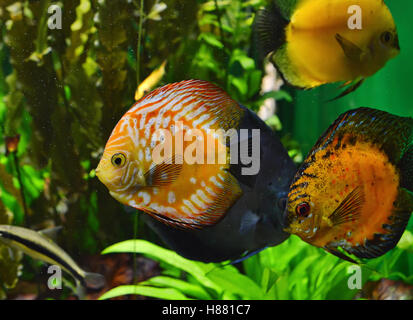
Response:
[308,107,413,166]
[129,80,244,132]
[399,144,413,192]
[275,0,301,19]
[253,3,289,62]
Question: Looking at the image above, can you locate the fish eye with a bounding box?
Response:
[111,153,126,168]
[278,197,288,211]
[380,31,393,45]
[296,202,311,217]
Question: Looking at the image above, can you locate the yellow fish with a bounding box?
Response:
[254,0,400,98]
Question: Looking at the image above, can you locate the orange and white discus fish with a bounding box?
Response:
[96,80,247,229]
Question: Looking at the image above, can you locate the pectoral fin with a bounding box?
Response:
[144,154,183,187]
[335,34,364,61]
[329,186,364,226]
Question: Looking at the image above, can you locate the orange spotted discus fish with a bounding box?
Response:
[97,80,248,229]
[284,107,413,263]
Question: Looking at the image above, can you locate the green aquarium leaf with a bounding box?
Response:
[206,267,265,299]
[242,254,262,285]
[66,0,94,63]
[397,230,413,252]
[142,276,212,300]
[199,33,224,49]
[95,0,133,138]
[230,49,255,71]
[27,0,52,66]
[146,2,167,21]
[261,90,293,103]
[102,239,222,293]
[99,285,189,300]
[229,76,248,97]
[265,115,283,131]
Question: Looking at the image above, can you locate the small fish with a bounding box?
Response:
[254,0,400,98]
[134,60,167,101]
[284,107,413,263]
[0,225,105,290]
[97,80,296,261]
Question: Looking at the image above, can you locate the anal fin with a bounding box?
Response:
[140,207,201,230]
[328,79,364,102]
[324,245,360,264]
[347,188,413,260]
[199,172,242,226]
[227,247,268,266]
[140,171,243,230]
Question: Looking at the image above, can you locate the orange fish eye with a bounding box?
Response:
[296,202,311,217]
[111,153,126,168]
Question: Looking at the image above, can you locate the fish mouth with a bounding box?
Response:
[281,209,291,232]
[394,34,400,51]
[283,226,292,234]
[301,214,319,239]
[283,212,319,239]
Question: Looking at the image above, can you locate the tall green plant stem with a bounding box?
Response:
[12,152,28,224]
[137,0,145,86]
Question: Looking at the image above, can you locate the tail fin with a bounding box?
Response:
[400,144,413,192]
[83,272,106,290]
[253,4,288,64]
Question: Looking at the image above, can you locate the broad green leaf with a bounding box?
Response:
[206,267,265,299]
[229,76,248,97]
[265,115,283,131]
[247,69,263,99]
[198,33,224,49]
[398,230,413,252]
[99,285,189,300]
[142,276,212,300]
[102,240,222,293]
[242,254,262,284]
[261,90,293,103]
[231,51,255,70]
